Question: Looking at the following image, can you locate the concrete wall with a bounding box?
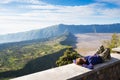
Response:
[69,56,120,80]
[11,54,120,80]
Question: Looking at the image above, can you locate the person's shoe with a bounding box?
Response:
[100,48,111,61]
[96,45,105,54]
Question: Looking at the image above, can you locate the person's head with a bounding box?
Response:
[76,58,86,65]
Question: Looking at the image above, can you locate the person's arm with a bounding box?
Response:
[73,60,76,64]
[82,63,94,69]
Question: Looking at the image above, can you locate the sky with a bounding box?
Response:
[0,0,120,35]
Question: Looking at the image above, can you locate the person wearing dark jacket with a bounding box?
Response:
[73,46,111,69]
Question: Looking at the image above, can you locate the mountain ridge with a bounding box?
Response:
[0,23,120,44]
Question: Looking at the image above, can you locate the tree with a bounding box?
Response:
[56,47,81,66]
[103,33,120,50]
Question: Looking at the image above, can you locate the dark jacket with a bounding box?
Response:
[82,54,103,69]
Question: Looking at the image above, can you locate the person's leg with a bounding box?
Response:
[96,45,105,54]
[99,48,111,61]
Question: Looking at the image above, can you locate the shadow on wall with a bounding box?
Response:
[0,49,66,79]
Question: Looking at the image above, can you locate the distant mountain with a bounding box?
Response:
[0,23,120,44]
[0,32,75,50]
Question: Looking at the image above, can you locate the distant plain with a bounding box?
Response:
[75,33,115,56]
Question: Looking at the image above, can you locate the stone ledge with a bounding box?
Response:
[11,54,120,80]
[69,53,120,80]
[112,47,120,53]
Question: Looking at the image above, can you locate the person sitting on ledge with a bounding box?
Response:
[73,45,111,69]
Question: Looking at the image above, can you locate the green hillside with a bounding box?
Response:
[0,39,65,71]
[0,32,77,80]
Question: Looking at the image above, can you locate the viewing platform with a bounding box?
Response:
[11,54,120,80]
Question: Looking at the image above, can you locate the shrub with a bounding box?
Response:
[56,47,81,66]
[103,33,120,50]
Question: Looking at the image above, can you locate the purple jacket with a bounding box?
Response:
[73,54,103,69]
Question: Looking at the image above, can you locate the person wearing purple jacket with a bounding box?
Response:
[73,46,111,69]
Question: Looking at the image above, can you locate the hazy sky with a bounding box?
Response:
[0,0,120,34]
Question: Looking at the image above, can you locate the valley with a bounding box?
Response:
[74,33,114,56]
[0,23,120,80]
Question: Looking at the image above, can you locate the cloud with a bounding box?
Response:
[19,3,120,18]
[0,0,12,4]
[0,0,120,34]
[96,0,120,6]
[0,15,52,34]
[100,8,120,17]
[0,0,44,4]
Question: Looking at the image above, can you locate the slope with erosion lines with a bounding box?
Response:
[0,23,120,44]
